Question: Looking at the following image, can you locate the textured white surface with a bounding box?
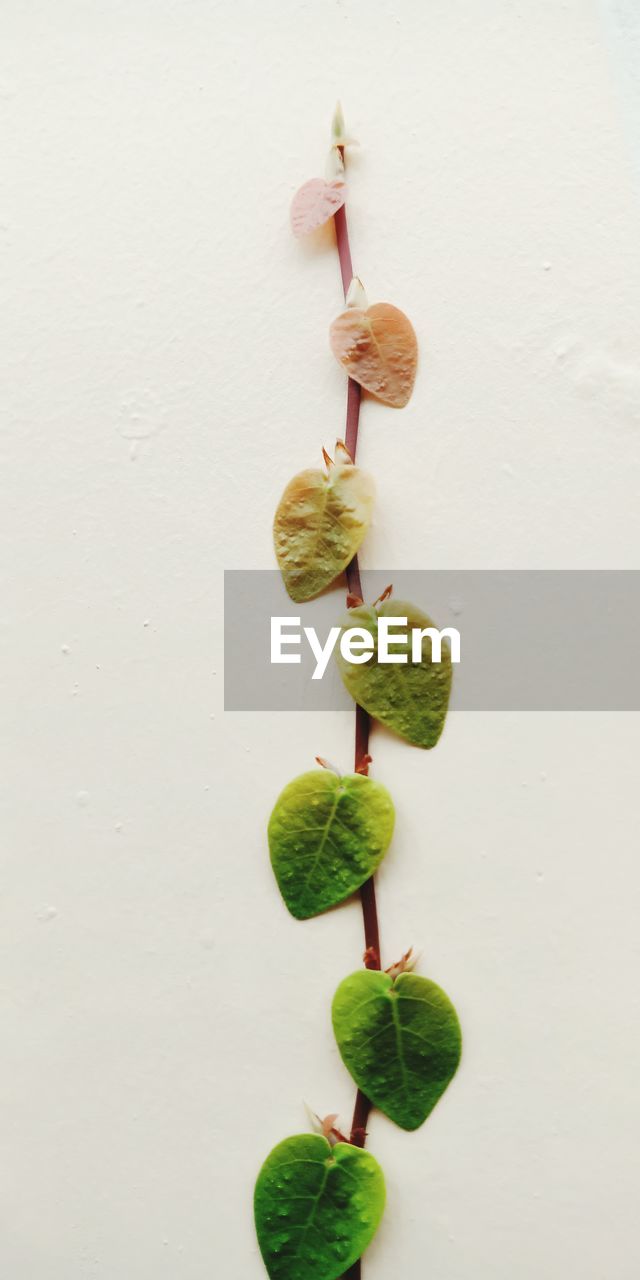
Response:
[2,1,640,1277]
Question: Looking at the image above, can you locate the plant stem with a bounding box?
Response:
[334,150,381,1280]
[333,200,355,296]
[344,381,362,488]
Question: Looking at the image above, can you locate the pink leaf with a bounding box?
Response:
[290,179,346,238]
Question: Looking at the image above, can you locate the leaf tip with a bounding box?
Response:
[355,752,372,776]
[331,101,358,147]
[334,439,354,465]
[331,100,345,142]
[325,145,345,182]
[315,755,342,776]
[303,1102,348,1145]
[346,276,368,310]
[386,946,420,980]
[373,583,393,607]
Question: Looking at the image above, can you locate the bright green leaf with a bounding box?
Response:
[268,769,394,920]
[254,1133,385,1280]
[273,456,374,602]
[335,599,452,748]
[332,969,461,1131]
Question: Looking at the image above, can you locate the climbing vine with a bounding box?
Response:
[254,106,461,1280]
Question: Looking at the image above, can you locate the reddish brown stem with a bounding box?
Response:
[344,380,362,479]
[334,201,355,295]
[334,149,381,1280]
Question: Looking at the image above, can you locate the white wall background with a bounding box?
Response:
[2,2,640,1276]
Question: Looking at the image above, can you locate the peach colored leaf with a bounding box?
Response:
[329,303,418,408]
[290,179,346,237]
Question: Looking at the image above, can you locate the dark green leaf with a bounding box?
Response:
[254,1133,385,1280]
[332,969,461,1131]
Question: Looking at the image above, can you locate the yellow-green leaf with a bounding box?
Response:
[273,455,374,602]
[268,768,394,920]
[335,599,452,748]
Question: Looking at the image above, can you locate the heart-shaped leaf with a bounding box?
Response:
[254,1133,385,1280]
[273,450,374,602]
[332,969,461,1131]
[268,768,394,920]
[290,179,346,237]
[335,599,452,748]
[329,302,418,408]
